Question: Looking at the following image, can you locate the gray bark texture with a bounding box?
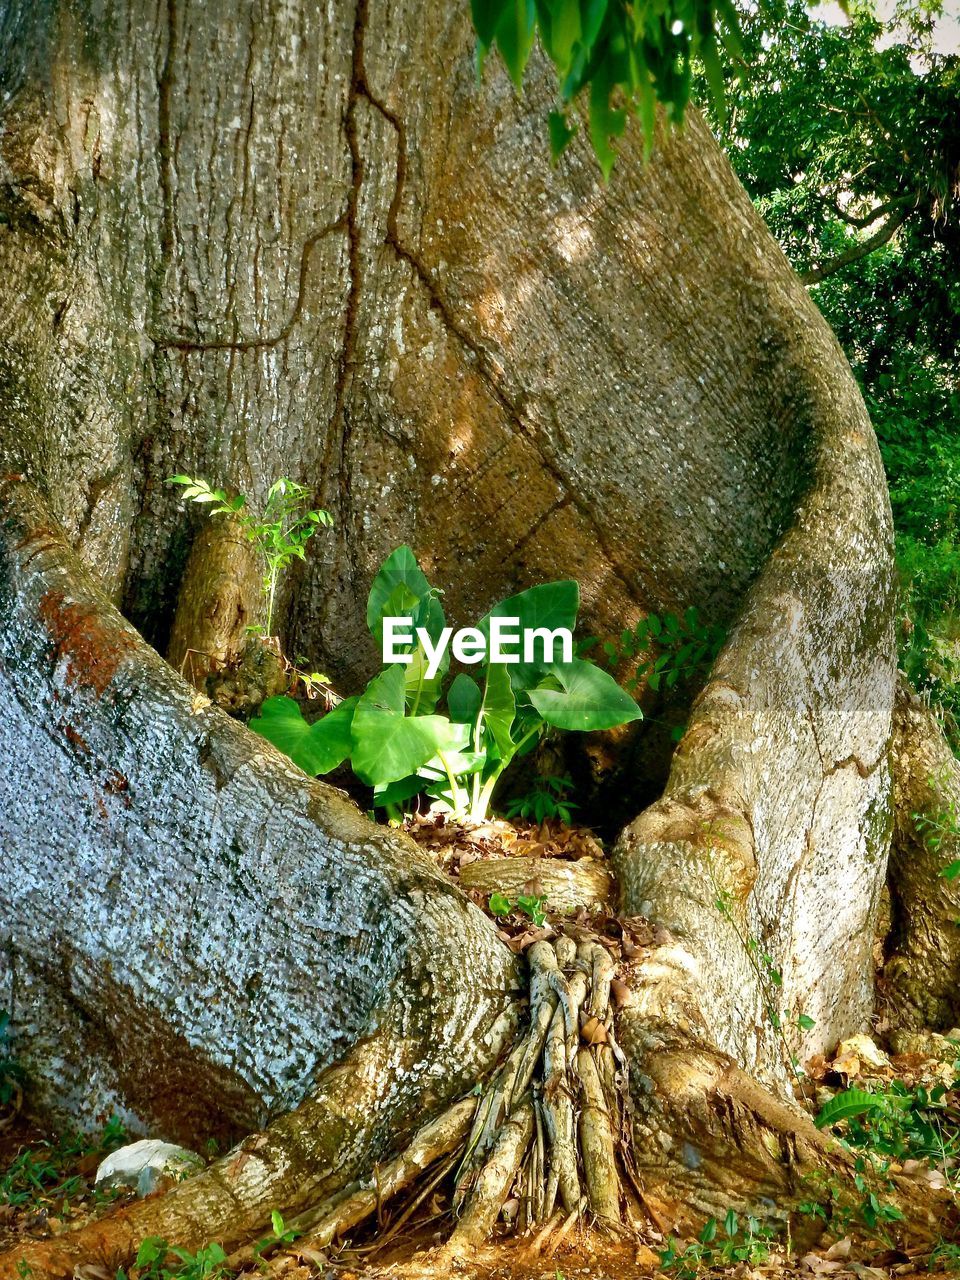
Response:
[0,0,944,1270]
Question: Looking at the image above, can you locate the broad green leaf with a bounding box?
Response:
[528,659,642,731]
[541,0,581,70]
[481,660,517,760]
[420,721,484,778]
[448,672,482,723]
[251,695,358,776]
[472,0,509,48]
[549,110,577,163]
[478,580,580,691]
[351,665,455,786]
[366,546,436,642]
[814,1088,884,1129]
[581,0,608,50]
[372,775,426,809]
[495,0,536,89]
[589,70,626,181]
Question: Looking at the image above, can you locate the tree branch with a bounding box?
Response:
[801,204,911,285]
[829,194,914,230]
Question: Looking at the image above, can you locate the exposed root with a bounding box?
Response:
[449,1100,535,1250]
[231,1098,478,1268]
[249,929,640,1270]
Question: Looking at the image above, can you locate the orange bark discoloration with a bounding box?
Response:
[37,591,135,696]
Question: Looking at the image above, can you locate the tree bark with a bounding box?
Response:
[0,0,927,1270]
[884,678,960,1030]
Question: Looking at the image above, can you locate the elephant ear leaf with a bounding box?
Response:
[251,695,358,776]
[351,665,456,786]
[814,1088,885,1129]
[366,545,437,643]
[477,580,580,691]
[527,659,642,731]
[480,660,516,760]
[448,672,482,724]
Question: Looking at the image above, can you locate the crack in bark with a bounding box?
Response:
[500,494,573,560]
[148,217,348,352]
[76,462,126,542]
[824,752,878,780]
[156,0,178,279]
[353,73,646,609]
[323,0,367,522]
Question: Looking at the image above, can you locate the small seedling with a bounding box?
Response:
[489,892,547,927]
[660,1209,775,1277]
[168,475,333,637]
[252,1209,300,1263]
[504,775,578,825]
[133,1237,230,1279]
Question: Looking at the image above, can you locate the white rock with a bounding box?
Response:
[95,1139,202,1196]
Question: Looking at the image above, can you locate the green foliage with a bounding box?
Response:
[504,774,578,824]
[130,1238,230,1280]
[252,546,641,823]
[815,1087,887,1129]
[488,891,548,926]
[469,0,745,176]
[915,780,960,880]
[252,1210,300,1262]
[931,1239,960,1272]
[818,1076,960,1175]
[168,476,333,637]
[0,1118,127,1210]
[587,607,726,739]
[659,1209,775,1277]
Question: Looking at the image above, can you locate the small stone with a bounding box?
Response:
[95,1139,203,1197]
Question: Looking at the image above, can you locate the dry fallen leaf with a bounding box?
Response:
[801,1254,846,1274]
[611,977,632,1008]
[580,1012,608,1045]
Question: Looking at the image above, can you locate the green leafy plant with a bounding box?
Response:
[591,607,726,695]
[0,1118,132,1211]
[168,475,333,637]
[818,1077,960,1171]
[132,1237,230,1280]
[252,546,641,823]
[931,1238,960,1272]
[252,1209,300,1264]
[504,774,578,825]
[469,0,744,177]
[1,1135,86,1209]
[488,892,547,928]
[815,1076,960,1227]
[660,1209,775,1278]
[915,781,960,881]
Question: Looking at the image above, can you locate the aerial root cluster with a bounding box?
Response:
[251,934,637,1271]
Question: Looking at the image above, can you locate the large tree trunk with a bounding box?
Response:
[0,0,948,1272]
